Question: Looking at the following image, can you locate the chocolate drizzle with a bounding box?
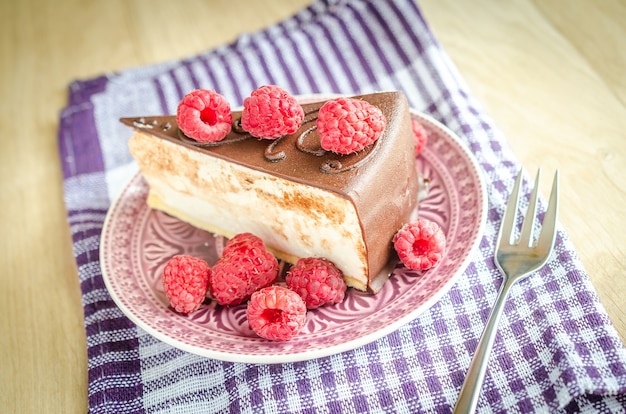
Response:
[264,136,287,162]
[296,125,325,156]
[133,117,172,132]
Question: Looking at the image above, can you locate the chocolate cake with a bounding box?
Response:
[123,91,418,293]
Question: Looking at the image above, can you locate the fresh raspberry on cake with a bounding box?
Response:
[316,97,386,154]
[412,119,428,156]
[286,257,346,309]
[393,219,446,271]
[241,85,304,139]
[208,233,279,306]
[162,255,211,314]
[247,286,307,341]
[176,89,232,142]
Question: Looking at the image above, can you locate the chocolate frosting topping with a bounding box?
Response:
[129,102,382,176]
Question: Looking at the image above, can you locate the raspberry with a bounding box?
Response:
[393,219,446,271]
[176,89,232,142]
[208,233,279,306]
[162,255,211,314]
[286,257,346,309]
[221,232,266,257]
[412,119,428,157]
[241,85,304,139]
[316,97,386,155]
[247,286,307,341]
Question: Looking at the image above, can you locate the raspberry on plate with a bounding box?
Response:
[208,233,279,306]
[393,219,446,271]
[411,119,428,157]
[162,255,211,314]
[221,232,266,257]
[176,89,232,142]
[241,85,304,139]
[286,257,346,309]
[247,286,307,341]
[316,97,386,155]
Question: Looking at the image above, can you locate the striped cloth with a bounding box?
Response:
[58,0,626,412]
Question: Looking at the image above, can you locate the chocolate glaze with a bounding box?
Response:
[122,91,419,292]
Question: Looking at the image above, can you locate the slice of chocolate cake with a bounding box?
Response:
[123,91,418,293]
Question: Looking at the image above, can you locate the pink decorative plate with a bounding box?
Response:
[100,108,486,364]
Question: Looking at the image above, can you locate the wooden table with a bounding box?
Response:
[2,0,624,411]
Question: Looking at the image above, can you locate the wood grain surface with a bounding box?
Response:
[1,0,624,412]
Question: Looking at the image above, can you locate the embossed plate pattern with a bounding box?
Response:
[100,108,487,363]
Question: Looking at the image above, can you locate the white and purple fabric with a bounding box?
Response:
[58,0,626,412]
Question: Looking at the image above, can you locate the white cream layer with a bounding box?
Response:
[129,132,369,291]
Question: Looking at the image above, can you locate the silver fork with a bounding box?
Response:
[453,169,559,413]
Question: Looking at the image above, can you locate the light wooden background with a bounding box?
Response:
[1,0,625,412]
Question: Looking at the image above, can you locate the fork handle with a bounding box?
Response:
[453,276,519,413]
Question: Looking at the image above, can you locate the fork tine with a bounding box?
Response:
[519,169,541,247]
[536,170,559,254]
[497,169,523,247]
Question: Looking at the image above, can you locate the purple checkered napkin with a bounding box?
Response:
[58,0,626,412]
